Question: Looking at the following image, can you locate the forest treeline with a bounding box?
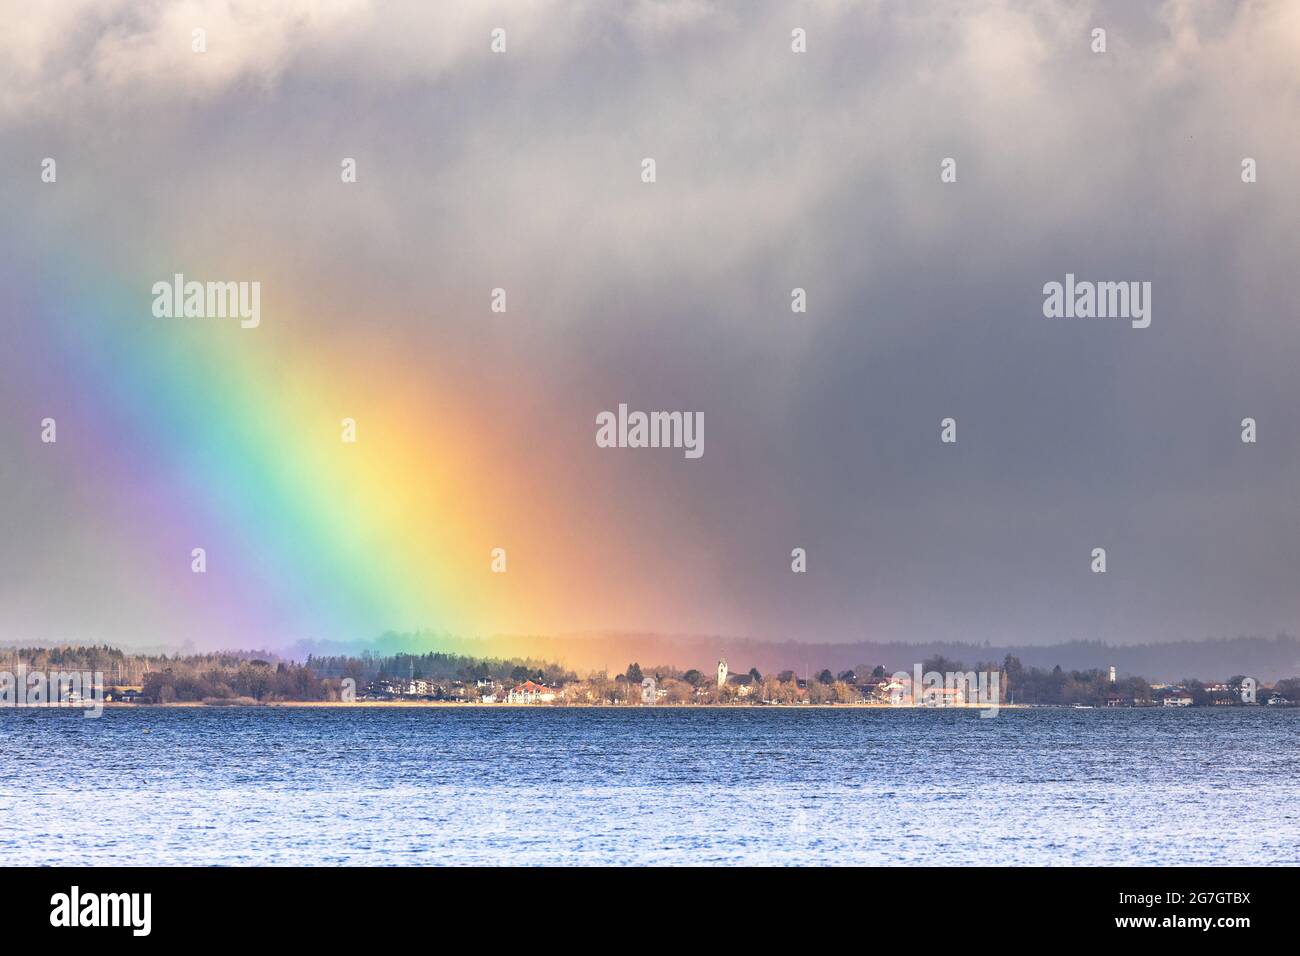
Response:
[2,646,1296,705]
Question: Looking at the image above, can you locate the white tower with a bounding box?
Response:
[717,659,728,688]
[1109,665,1116,684]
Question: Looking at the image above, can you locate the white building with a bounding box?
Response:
[880,677,910,705]
[507,681,556,704]
[717,659,728,689]
[641,677,657,704]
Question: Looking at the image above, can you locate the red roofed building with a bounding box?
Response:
[507,681,556,704]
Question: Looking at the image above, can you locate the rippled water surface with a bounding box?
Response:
[2,707,1297,865]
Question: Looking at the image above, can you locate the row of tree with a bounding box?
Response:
[613,657,1300,706]
[5,646,1297,705]
[305,651,576,687]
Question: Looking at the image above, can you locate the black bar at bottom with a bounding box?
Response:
[0,866,1282,941]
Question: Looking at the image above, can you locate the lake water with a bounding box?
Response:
[2,707,1297,865]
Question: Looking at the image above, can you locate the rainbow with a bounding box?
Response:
[15,257,544,649]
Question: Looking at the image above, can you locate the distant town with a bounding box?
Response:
[3,646,1297,708]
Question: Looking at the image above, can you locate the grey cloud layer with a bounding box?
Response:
[4,0,1299,646]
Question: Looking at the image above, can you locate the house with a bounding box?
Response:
[1162,695,1193,707]
[1105,695,1125,707]
[402,679,431,696]
[878,678,909,704]
[1267,694,1290,706]
[858,677,889,696]
[507,680,556,704]
[727,673,755,697]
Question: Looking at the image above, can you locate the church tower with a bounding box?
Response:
[717,659,728,688]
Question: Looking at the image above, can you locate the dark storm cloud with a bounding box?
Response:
[3,0,1298,647]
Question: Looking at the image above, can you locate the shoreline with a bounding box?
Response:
[101,700,1027,710]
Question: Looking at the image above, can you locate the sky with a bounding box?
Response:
[1,0,1298,657]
